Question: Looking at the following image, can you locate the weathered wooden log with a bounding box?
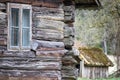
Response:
[64,24,75,38]
[33,7,64,21]
[0,61,61,70]
[0,29,4,35]
[32,40,64,51]
[0,57,61,61]
[0,37,6,46]
[63,37,74,49]
[0,56,61,70]
[0,51,35,57]
[62,68,78,78]
[0,69,61,77]
[0,12,6,25]
[0,3,6,10]
[33,33,63,41]
[36,47,64,51]
[34,29,63,35]
[33,19,64,32]
[0,45,6,50]
[36,15,64,21]
[63,5,75,22]
[0,27,7,36]
[36,50,67,57]
[63,5,75,12]
[8,77,58,80]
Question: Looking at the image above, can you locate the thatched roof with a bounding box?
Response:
[78,47,113,67]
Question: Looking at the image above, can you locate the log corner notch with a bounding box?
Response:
[62,0,79,80]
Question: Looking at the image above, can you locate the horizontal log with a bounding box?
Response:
[0,57,61,70]
[0,38,6,46]
[0,51,35,57]
[0,29,4,35]
[0,13,6,25]
[62,68,78,78]
[33,18,64,32]
[37,47,64,51]
[8,77,58,80]
[36,50,67,57]
[0,28,7,35]
[34,29,63,35]
[33,29,64,41]
[0,45,6,50]
[0,61,61,70]
[0,3,6,10]
[0,69,61,77]
[36,15,64,21]
[33,7,64,21]
[0,57,61,62]
[32,40,64,51]
[33,33,63,41]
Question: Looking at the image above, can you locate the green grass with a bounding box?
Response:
[77,77,120,80]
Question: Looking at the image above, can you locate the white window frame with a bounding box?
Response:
[7,3,32,51]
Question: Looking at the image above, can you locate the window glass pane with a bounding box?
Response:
[11,8,19,27]
[10,8,19,46]
[22,9,30,46]
[22,9,30,27]
[11,27,19,46]
[22,28,30,46]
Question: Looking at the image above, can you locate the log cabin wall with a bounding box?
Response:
[0,3,7,50]
[0,0,100,80]
[0,1,65,80]
[0,0,79,80]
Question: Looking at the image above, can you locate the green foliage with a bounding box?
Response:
[75,9,106,47]
[75,0,120,54]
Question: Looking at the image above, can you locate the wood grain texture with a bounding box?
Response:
[33,7,64,21]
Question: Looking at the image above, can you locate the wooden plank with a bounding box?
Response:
[80,60,84,77]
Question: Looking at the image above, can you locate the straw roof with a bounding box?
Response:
[78,47,113,67]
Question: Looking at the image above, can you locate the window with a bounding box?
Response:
[8,3,32,50]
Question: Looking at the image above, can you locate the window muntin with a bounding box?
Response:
[8,3,32,50]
